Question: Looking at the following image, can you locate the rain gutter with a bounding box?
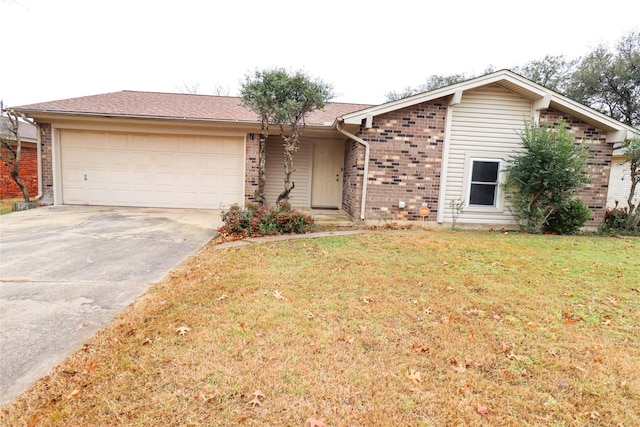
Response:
[335,119,369,221]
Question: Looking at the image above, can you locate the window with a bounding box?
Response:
[468,160,500,207]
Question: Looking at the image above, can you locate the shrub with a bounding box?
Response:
[545,198,591,234]
[218,202,314,238]
[602,206,640,234]
[504,119,590,233]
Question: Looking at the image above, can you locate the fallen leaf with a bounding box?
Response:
[450,359,466,374]
[216,294,227,301]
[176,326,191,336]
[305,417,328,427]
[248,389,265,407]
[547,349,559,357]
[27,412,39,427]
[441,260,449,266]
[343,336,355,344]
[272,290,285,300]
[66,389,80,399]
[87,361,96,372]
[584,410,600,419]
[76,323,87,330]
[142,338,151,345]
[477,404,489,416]
[412,343,429,353]
[405,369,422,383]
[469,331,476,342]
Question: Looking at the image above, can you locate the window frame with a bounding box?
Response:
[463,156,504,211]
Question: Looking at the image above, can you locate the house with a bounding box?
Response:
[11,70,638,228]
[0,115,39,199]
[607,144,639,210]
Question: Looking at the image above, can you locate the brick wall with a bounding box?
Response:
[342,139,364,218]
[539,108,613,226]
[354,100,447,222]
[39,123,54,203]
[0,143,38,198]
[244,132,259,204]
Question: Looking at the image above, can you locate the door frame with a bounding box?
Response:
[311,140,344,209]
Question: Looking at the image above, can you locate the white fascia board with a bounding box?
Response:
[340,70,546,125]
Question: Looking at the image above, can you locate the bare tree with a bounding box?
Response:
[1,109,30,202]
[176,80,202,94]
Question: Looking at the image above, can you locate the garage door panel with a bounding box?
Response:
[60,130,244,208]
[108,134,129,150]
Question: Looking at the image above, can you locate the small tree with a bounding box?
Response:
[504,119,590,233]
[241,68,333,206]
[1,109,31,202]
[621,137,640,227]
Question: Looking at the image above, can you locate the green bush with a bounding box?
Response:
[545,198,591,234]
[218,202,314,237]
[504,119,590,233]
[601,206,640,234]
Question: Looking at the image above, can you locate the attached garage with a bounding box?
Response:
[59,130,245,209]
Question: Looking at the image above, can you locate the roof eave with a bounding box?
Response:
[339,69,638,138]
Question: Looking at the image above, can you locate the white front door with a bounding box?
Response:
[311,141,343,208]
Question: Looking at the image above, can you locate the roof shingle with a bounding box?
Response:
[13,91,371,126]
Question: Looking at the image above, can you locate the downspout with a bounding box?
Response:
[18,114,43,200]
[336,119,369,221]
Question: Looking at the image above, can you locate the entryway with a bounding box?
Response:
[311,140,343,208]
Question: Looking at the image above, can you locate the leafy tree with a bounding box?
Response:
[1,109,31,202]
[620,137,640,226]
[512,54,577,93]
[385,30,639,127]
[385,73,468,101]
[567,29,640,127]
[503,119,590,233]
[241,68,334,205]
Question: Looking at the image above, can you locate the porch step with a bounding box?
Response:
[306,210,355,227]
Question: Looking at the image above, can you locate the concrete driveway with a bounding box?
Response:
[0,205,220,406]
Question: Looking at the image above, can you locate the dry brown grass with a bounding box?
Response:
[0,197,23,215]
[2,231,639,426]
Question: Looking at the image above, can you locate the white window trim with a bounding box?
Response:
[462,154,505,212]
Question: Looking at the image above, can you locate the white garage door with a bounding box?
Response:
[60,130,245,209]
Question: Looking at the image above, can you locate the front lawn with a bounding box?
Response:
[2,231,639,426]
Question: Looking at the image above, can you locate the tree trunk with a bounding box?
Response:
[256,131,267,205]
[1,111,30,202]
[276,132,299,206]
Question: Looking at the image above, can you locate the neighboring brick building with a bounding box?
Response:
[0,117,38,199]
[11,70,637,228]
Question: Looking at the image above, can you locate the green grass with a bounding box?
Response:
[2,230,639,426]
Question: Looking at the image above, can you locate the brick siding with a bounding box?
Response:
[0,144,38,198]
[539,108,613,226]
[38,123,54,203]
[351,100,447,222]
[244,133,259,204]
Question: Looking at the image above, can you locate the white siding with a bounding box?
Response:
[444,84,531,225]
[607,156,639,208]
[264,139,312,207]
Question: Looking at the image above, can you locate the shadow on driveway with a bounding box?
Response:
[0,206,220,406]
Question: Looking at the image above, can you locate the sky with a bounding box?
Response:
[1,0,639,107]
